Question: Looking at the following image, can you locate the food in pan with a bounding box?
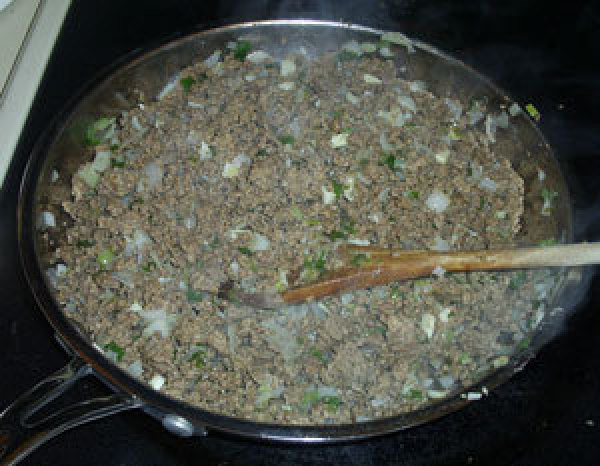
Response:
[40,35,562,424]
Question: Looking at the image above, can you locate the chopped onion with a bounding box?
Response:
[444,98,463,121]
[246,50,271,64]
[127,360,144,379]
[361,42,377,53]
[133,308,178,338]
[149,374,165,390]
[421,313,435,339]
[37,211,56,230]
[409,80,427,93]
[434,149,450,164]
[342,40,363,57]
[91,150,111,172]
[479,177,497,192]
[278,81,295,91]
[51,169,59,182]
[347,239,370,246]
[363,74,382,84]
[183,215,197,230]
[131,115,144,132]
[76,163,100,189]
[331,133,348,148]
[223,154,250,178]
[381,31,415,53]
[397,95,417,113]
[157,72,180,100]
[203,50,221,68]
[249,233,270,252]
[431,236,450,251]
[438,307,451,323]
[538,168,546,181]
[509,102,522,116]
[425,190,450,213]
[113,271,135,289]
[379,46,393,58]
[346,92,360,105]
[322,186,336,205]
[379,132,395,152]
[432,265,446,278]
[377,108,412,127]
[280,58,296,76]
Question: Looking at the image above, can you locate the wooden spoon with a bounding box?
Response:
[219,243,600,309]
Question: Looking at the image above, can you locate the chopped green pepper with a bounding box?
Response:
[331,180,345,200]
[180,76,195,93]
[279,134,295,145]
[96,248,115,270]
[525,103,541,121]
[104,341,124,361]
[238,247,254,256]
[233,41,252,61]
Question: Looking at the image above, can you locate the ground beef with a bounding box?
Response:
[46,40,561,425]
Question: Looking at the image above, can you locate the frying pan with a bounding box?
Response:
[1,19,581,465]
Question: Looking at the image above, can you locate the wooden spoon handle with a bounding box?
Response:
[280,243,600,305]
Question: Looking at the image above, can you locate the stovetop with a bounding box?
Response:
[1,1,600,465]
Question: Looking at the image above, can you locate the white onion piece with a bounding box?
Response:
[127,360,144,378]
[280,59,296,76]
[37,211,56,230]
[479,177,497,192]
[157,73,180,100]
[246,50,271,64]
[426,191,450,213]
[249,233,270,252]
[91,150,111,172]
[149,374,165,390]
[421,313,436,339]
[203,50,221,68]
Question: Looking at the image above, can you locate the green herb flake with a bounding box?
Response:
[141,260,157,272]
[104,341,124,361]
[331,180,345,200]
[406,190,420,200]
[538,238,558,247]
[239,246,255,256]
[525,103,541,121]
[111,156,125,168]
[76,239,96,248]
[508,270,528,290]
[517,336,532,350]
[405,388,424,402]
[302,389,321,406]
[448,127,462,141]
[541,188,558,204]
[325,230,347,241]
[350,253,369,267]
[256,148,269,157]
[190,346,207,368]
[233,41,252,61]
[304,252,327,274]
[337,50,360,62]
[84,117,114,146]
[180,76,196,93]
[466,166,473,177]
[310,348,327,363]
[379,153,396,171]
[279,134,295,145]
[96,249,115,270]
[290,206,304,221]
[322,396,342,412]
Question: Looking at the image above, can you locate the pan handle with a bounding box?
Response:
[0,357,140,466]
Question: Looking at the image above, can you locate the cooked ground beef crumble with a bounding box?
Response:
[41,39,563,425]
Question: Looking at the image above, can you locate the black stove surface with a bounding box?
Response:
[2,1,600,465]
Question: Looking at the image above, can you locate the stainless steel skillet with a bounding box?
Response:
[2,19,578,465]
